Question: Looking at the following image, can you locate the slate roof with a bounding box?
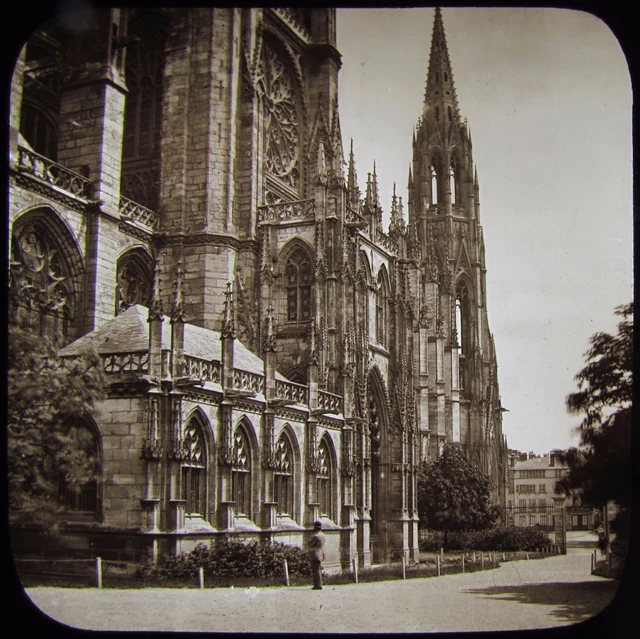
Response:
[59,305,289,381]
[514,456,562,471]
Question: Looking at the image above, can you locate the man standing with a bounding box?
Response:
[308,520,325,590]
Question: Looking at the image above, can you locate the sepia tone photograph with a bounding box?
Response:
[7,4,633,634]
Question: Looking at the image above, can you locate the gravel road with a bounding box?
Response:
[25,549,620,633]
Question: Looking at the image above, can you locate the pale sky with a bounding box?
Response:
[337,8,633,455]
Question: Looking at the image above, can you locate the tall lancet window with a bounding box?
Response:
[274,433,293,517]
[317,438,332,519]
[430,164,439,205]
[232,428,251,517]
[181,416,207,517]
[449,164,457,204]
[376,270,389,347]
[286,249,312,322]
[455,281,470,390]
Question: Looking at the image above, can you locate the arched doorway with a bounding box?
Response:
[367,369,389,564]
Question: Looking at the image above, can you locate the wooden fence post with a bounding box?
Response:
[352,558,358,584]
[436,555,441,577]
[402,556,406,580]
[95,557,102,589]
[481,554,484,569]
[462,554,465,573]
[283,559,290,587]
[199,567,204,589]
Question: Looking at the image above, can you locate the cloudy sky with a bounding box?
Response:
[336,8,633,455]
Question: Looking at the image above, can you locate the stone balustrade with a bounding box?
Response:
[102,351,150,374]
[17,146,93,200]
[275,379,309,405]
[233,368,265,395]
[318,389,343,413]
[257,199,315,224]
[182,355,221,384]
[119,196,160,231]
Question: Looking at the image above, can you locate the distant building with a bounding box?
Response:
[506,449,595,530]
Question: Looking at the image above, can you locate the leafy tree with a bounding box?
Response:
[556,303,632,544]
[417,444,500,550]
[7,325,106,531]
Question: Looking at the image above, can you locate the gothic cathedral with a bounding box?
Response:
[9,8,508,568]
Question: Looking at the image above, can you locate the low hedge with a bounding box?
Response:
[419,527,552,552]
[136,539,312,582]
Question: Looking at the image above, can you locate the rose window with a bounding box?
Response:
[262,42,299,189]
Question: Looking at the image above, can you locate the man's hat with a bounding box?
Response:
[313,520,322,529]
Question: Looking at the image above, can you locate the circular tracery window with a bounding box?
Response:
[262,41,299,190]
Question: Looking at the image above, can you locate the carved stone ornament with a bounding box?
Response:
[262,40,299,189]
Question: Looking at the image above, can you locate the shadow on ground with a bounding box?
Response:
[462,580,619,625]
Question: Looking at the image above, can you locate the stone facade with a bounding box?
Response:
[9,8,508,567]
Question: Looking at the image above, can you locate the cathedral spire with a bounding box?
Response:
[422,7,460,125]
[347,138,360,205]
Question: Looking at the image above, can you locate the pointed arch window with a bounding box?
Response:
[430,164,439,205]
[448,106,453,122]
[317,439,332,518]
[182,417,207,516]
[57,419,100,520]
[455,281,470,390]
[274,434,294,516]
[116,251,153,314]
[376,271,388,347]
[286,249,312,322]
[434,105,440,121]
[121,10,170,211]
[232,428,251,517]
[449,163,457,204]
[10,225,74,345]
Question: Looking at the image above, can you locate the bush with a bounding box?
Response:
[136,539,311,582]
[419,527,552,552]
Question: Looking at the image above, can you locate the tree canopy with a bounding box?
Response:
[7,326,106,530]
[556,303,632,541]
[417,445,500,550]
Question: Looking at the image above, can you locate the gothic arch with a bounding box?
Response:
[358,250,373,286]
[273,423,301,519]
[279,239,314,324]
[367,365,392,562]
[58,413,103,521]
[10,207,86,343]
[182,408,213,518]
[317,432,338,521]
[232,417,259,519]
[376,265,391,347]
[115,247,154,314]
[277,237,314,272]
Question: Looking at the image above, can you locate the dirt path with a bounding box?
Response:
[25,551,619,633]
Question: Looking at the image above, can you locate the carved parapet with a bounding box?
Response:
[102,351,150,375]
[233,368,265,395]
[119,196,160,232]
[257,199,315,224]
[17,146,94,200]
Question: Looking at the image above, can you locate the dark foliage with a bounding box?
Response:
[556,303,632,546]
[136,539,312,582]
[418,527,552,552]
[8,326,106,530]
[417,445,501,550]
